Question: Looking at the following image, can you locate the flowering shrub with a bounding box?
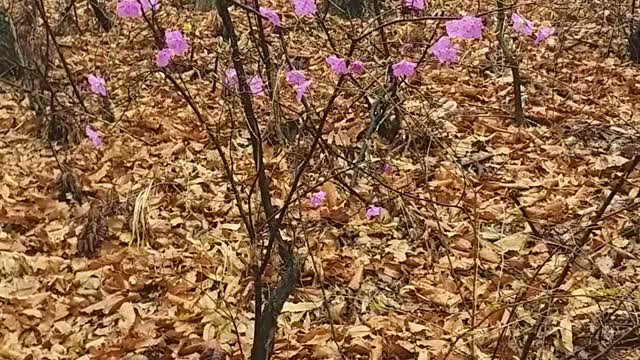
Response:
[92,0,558,233]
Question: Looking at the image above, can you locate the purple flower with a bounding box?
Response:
[534,26,555,44]
[285,70,311,101]
[365,205,382,219]
[512,12,533,36]
[403,0,424,11]
[249,75,265,96]
[165,30,189,56]
[445,16,483,40]
[292,0,317,17]
[87,74,107,96]
[259,7,280,27]
[391,60,417,78]
[383,163,393,174]
[85,125,102,147]
[156,48,173,68]
[325,55,349,75]
[295,80,311,101]
[309,191,326,207]
[141,0,160,10]
[285,70,306,85]
[224,68,238,88]
[117,0,142,17]
[350,60,364,74]
[431,36,460,64]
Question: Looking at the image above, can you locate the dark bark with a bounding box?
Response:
[88,0,112,32]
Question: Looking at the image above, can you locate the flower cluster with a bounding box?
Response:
[392,60,417,78]
[291,0,316,17]
[429,16,483,65]
[117,0,160,17]
[156,30,189,68]
[325,55,365,75]
[512,12,555,44]
[224,68,265,96]
[285,70,312,101]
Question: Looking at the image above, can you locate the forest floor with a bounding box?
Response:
[1,0,640,359]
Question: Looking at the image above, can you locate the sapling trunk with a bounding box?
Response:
[496,0,526,126]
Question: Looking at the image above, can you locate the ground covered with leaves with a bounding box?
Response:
[1,0,640,359]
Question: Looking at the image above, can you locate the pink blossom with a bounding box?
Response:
[445,16,483,40]
[165,30,189,56]
[403,0,424,11]
[225,68,238,88]
[534,26,555,44]
[431,36,460,64]
[156,48,173,68]
[259,7,280,27]
[325,55,349,75]
[383,163,393,174]
[349,60,364,74]
[391,60,417,78]
[309,191,326,207]
[141,0,160,10]
[295,80,311,101]
[292,0,316,17]
[512,12,533,36]
[116,0,142,17]
[249,76,265,96]
[87,74,107,96]
[285,70,311,101]
[285,70,306,85]
[85,125,102,147]
[365,205,382,219]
